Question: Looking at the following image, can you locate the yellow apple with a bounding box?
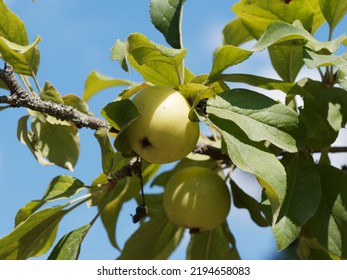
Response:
[124,86,200,164]
[163,166,231,233]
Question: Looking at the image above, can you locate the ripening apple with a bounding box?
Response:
[124,86,200,164]
[163,166,231,233]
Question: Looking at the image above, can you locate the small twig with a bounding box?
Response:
[193,142,232,164]
[315,146,347,154]
[131,157,148,223]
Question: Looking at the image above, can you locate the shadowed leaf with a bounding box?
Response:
[150,0,185,49]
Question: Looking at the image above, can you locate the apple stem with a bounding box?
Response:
[131,156,148,223]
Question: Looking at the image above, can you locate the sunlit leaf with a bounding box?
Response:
[41,175,86,201]
[319,0,347,30]
[273,157,321,250]
[232,0,321,39]
[209,45,252,79]
[40,81,64,104]
[222,18,253,46]
[62,94,90,114]
[253,20,346,54]
[14,200,45,227]
[150,0,185,49]
[110,39,129,72]
[187,223,240,260]
[0,0,28,45]
[126,33,187,86]
[48,224,91,260]
[0,35,41,75]
[208,73,312,98]
[83,70,134,102]
[303,49,347,89]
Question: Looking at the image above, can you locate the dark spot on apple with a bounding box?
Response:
[141,137,153,148]
[284,0,291,3]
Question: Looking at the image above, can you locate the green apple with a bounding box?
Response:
[124,86,200,164]
[163,166,231,233]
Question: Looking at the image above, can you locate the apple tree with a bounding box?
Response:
[1,0,347,260]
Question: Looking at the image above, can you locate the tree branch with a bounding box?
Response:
[2,63,347,168]
[0,63,110,130]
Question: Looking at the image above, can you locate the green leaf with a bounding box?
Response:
[187,223,240,260]
[298,237,340,259]
[110,39,129,72]
[150,0,185,49]
[319,0,347,30]
[15,176,85,227]
[14,200,45,227]
[206,90,304,152]
[83,70,134,102]
[308,165,347,258]
[62,94,90,115]
[253,20,346,54]
[222,18,253,46]
[17,115,52,166]
[268,43,304,82]
[178,83,216,121]
[303,49,347,89]
[304,48,347,69]
[31,118,80,171]
[42,175,86,201]
[117,83,151,100]
[208,73,313,99]
[40,81,64,104]
[48,224,91,260]
[232,0,321,40]
[94,128,116,175]
[95,173,141,250]
[299,108,334,149]
[0,35,41,75]
[273,157,321,250]
[230,180,268,227]
[301,79,347,148]
[101,99,139,132]
[118,212,184,260]
[0,78,8,90]
[0,0,28,45]
[126,33,187,86]
[209,45,252,79]
[205,115,286,223]
[0,205,67,259]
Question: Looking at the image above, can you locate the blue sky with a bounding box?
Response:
[1,0,346,260]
